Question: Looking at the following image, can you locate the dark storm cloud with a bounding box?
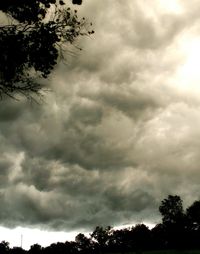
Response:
[1,154,157,229]
[0,0,200,231]
[80,86,160,121]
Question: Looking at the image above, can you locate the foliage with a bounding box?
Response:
[0,0,93,99]
[186,200,200,231]
[75,233,93,252]
[159,195,184,226]
[90,226,113,247]
[0,241,9,253]
[2,195,200,253]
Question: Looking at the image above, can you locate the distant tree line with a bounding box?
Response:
[1,195,200,253]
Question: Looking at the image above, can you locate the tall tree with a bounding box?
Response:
[185,200,200,248]
[0,0,93,99]
[159,195,184,225]
[186,200,200,231]
[159,195,186,249]
[90,226,113,253]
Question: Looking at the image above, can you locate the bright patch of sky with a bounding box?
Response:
[0,227,78,250]
[175,37,200,92]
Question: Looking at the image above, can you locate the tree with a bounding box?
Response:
[159,195,186,249]
[29,244,42,254]
[109,228,132,253]
[11,247,26,254]
[185,200,200,248]
[130,224,152,252]
[159,195,184,225]
[0,241,10,254]
[151,223,166,250]
[90,226,113,253]
[186,200,200,231]
[0,0,93,99]
[75,233,93,253]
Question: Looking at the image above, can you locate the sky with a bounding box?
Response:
[1,0,200,250]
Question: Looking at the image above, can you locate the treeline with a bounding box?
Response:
[1,195,200,253]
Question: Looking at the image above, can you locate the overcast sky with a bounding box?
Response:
[1,0,200,249]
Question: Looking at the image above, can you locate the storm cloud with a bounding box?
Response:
[0,0,200,232]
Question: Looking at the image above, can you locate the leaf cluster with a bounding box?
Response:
[0,0,57,23]
[0,0,93,99]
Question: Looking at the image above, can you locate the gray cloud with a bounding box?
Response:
[0,0,200,232]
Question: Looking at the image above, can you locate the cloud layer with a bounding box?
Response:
[1,0,200,231]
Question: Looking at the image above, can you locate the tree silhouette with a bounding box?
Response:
[75,233,93,253]
[5,195,200,253]
[151,223,166,250]
[159,195,184,225]
[0,241,10,254]
[29,244,43,254]
[185,200,200,248]
[11,247,26,254]
[159,195,187,249]
[90,226,113,253]
[109,228,132,253]
[0,0,93,99]
[186,200,200,231]
[130,224,152,252]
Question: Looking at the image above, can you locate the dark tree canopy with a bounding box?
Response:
[0,0,93,99]
[159,195,184,225]
[90,226,113,247]
[3,195,200,252]
[186,200,200,231]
